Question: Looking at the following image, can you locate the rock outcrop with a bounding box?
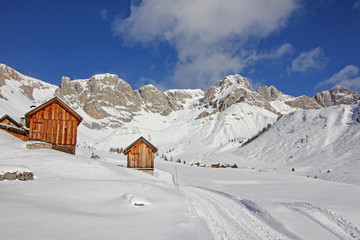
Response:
[281,86,359,110]
[165,89,204,111]
[285,96,321,110]
[257,86,283,101]
[56,73,143,123]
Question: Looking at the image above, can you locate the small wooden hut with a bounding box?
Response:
[123,137,158,172]
[0,114,29,141]
[24,97,83,154]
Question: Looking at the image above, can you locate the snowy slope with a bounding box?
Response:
[77,98,279,164]
[0,131,205,240]
[205,104,360,184]
[1,129,360,240]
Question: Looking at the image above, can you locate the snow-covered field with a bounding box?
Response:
[158,162,360,240]
[1,128,360,239]
[0,131,204,239]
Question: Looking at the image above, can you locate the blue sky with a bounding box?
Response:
[1,0,360,97]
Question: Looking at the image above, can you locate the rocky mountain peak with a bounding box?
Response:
[217,74,255,92]
[91,73,119,81]
[0,63,56,102]
[313,86,360,107]
[257,85,281,101]
[139,84,172,116]
[198,74,279,118]
[165,89,204,111]
[0,64,22,82]
[55,75,204,128]
[56,74,141,124]
[139,84,158,91]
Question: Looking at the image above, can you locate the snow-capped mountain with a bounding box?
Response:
[1,63,358,128]
[199,74,280,118]
[0,64,57,119]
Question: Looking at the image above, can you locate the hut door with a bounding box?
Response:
[32,120,43,140]
[133,153,139,168]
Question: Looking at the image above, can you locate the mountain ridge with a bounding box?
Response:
[0,63,359,128]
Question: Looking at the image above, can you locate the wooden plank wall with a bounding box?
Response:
[0,119,17,127]
[28,102,79,153]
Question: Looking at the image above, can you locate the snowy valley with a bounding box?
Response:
[1,63,360,239]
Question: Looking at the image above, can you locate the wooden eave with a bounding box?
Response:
[0,114,22,128]
[0,123,29,135]
[24,97,83,127]
[124,136,158,155]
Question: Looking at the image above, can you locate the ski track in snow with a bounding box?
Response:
[280,202,360,240]
[183,186,289,240]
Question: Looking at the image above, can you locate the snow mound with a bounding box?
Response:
[122,193,151,206]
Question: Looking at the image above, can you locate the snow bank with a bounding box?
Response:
[0,164,31,174]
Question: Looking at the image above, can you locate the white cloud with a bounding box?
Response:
[99,9,109,21]
[173,53,245,90]
[316,65,360,91]
[353,0,360,10]
[290,47,328,72]
[112,0,298,89]
[243,43,293,64]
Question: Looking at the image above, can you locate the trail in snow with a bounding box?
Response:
[280,202,360,240]
[182,187,289,240]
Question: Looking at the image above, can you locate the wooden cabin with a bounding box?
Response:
[24,97,83,154]
[211,163,226,168]
[0,114,29,141]
[123,137,158,171]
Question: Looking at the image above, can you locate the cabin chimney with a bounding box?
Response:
[20,117,25,126]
